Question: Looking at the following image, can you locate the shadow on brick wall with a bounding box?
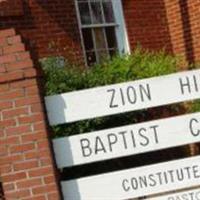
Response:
[122,0,173,53]
[179,0,195,64]
[0,0,84,64]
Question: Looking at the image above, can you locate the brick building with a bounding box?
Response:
[1,0,200,199]
[1,0,200,66]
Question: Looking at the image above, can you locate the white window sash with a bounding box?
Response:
[74,0,88,66]
[81,23,117,28]
[112,0,130,54]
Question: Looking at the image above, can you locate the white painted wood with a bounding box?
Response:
[53,112,200,168]
[147,187,200,200]
[61,155,200,200]
[113,0,130,54]
[45,69,200,125]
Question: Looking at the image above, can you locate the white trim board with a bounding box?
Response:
[61,155,200,200]
[147,187,200,200]
[53,112,200,168]
[45,69,200,125]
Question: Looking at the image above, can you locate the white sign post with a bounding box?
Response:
[45,69,200,200]
[53,112,200,168]
[147,187,200,200]
[61,156,200,200]
[45,69,200,125]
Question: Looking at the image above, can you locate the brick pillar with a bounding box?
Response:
[0,29,61,200]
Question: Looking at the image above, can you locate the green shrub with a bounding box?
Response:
[41,48,182,138]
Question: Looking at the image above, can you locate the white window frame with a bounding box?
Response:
[74,0,130,66]
[112,0,130,54]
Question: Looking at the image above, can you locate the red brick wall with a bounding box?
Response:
[0,29,61,200]
[122,0,200,64]
[1,0,175,66]
[123,0,173,53]
[0,0,23,17]
[1,0,200,65]
[165,0,200,64]
[0,0,84,65]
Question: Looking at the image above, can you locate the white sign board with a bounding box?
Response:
[45,69,200,125]
[148,188,200,200]
[61,155,200,200]
[53,112,200,168]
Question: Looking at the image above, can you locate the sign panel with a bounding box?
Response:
[53,112,200,168]
[61,156,200,200]
[148,188,200,200]
[45,69,200,125]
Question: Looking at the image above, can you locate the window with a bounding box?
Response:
[75,0,129,66]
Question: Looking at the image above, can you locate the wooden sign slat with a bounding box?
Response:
[53,112,200,168]
[61,155,200,200]
[147,187,200,200]
[45,69,200,125]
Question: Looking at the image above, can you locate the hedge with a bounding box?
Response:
[41,48,185,138]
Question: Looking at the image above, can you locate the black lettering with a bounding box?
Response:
[168,170,175,182]
[193,75,199,92]
[118,131,128,149]
[184,166,192,179]
[139,128,149,146]
[187,192,195,200]
[196,191,200,200]
[176,169,184,181]
[150,125,159,144]
[107,134,118,152]
[148,174,156,187]
[163,171,169,184]
[179,76,191,95]
[176,196,183,200]
[182,194,189,200]
[192,165,200,178]
[107,89,118,108]
[131,177,138,190]
[139,84,151,101]
[189,118,200,136]
[139,176,147,188]
[156,172,163,185]
[127,86,137,104]
[95,136,106,154]
[120,88,126,105]
[122,179,130,192]
[130,130,137,148]
[80,139,92,157]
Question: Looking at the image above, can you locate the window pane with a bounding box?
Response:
[97,50,109,62]
[94,28,107,50]
[82,29,94,51]
[90,2,103,24]
[86,51,96,66]
[105,27,117,48]
[109,49,117,57]
[102,1,115,23]
[78,2,91,25]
